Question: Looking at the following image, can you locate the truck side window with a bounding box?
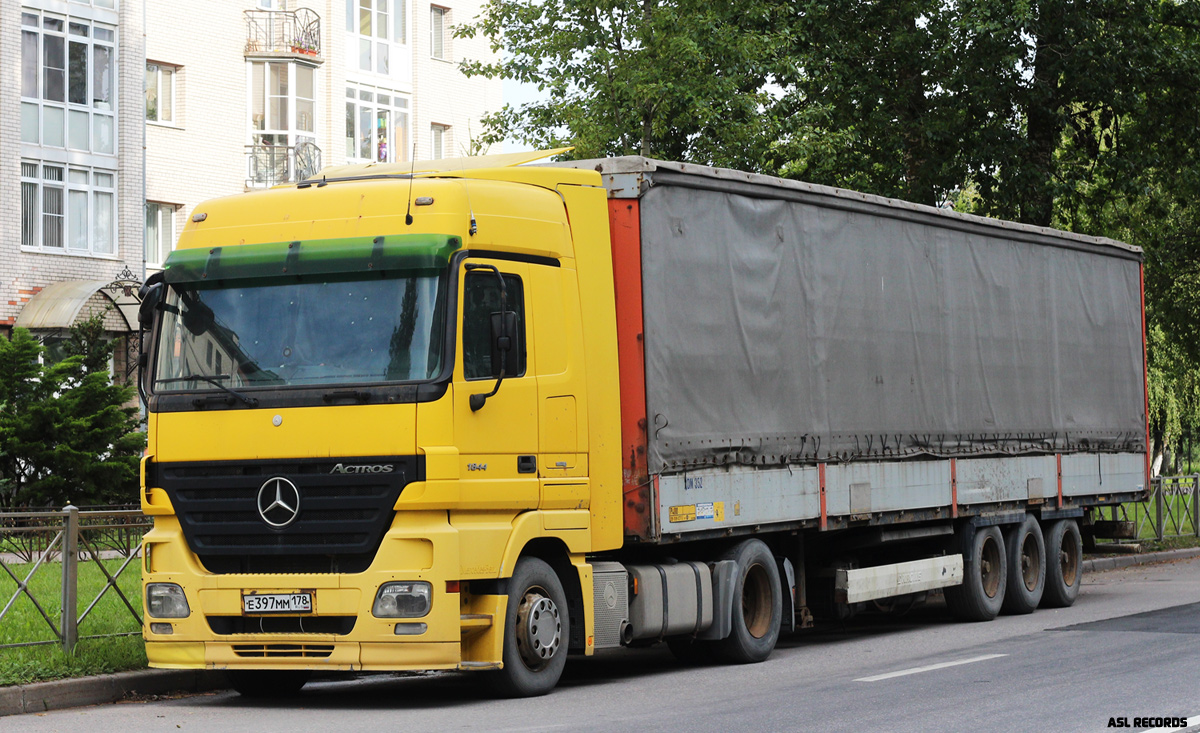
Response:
[463,271,526,380]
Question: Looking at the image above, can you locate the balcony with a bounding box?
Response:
[244,8,322,61]
[246,141,322,188]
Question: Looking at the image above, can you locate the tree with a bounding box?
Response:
[0,317,145,508]
[457,0,783,168]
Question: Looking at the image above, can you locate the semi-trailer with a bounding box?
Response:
[138,150,1148,697]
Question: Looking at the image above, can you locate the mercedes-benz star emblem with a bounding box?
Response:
[257,477,300,528]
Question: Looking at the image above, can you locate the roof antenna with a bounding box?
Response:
[404,142,417,225]
[458,152,477,236]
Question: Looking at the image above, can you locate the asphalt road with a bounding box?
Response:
[9,557,1200,733]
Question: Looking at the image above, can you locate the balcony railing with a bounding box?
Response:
[244,8,322,59]
[246,141,322,188]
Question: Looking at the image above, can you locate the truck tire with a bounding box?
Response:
[945,525,1006,621]
[225,670,311,698]
[1000,514,1046,615]
[712,539,782,664]
[1041,519,1082,608]
[487,557,569,698]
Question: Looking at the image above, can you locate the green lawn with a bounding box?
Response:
[0,556,147,686]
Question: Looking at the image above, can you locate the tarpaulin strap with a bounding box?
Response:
[819,463,828,531]
[1057,454,1064,509]
[951,458,959,519]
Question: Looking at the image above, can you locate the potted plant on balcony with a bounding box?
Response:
[290,37,317,56]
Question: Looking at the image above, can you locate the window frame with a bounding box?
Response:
[430,5,448,61]
[21,160,117,258]
[21,10,117,157]
[145,62,177,124]
[344,84,410,164]
[430,123,449,160]
[145,201,177,268]
[462,271,527,381]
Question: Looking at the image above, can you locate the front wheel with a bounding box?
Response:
[226,670,311,698]
[712,539,782,664]
[487,557,569,698]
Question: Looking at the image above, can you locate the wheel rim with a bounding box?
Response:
[515,588,562,671]
[1020,532,1041,592]
[1059,529,1080,588]
[741,562,773,639]
[980,534,1002,599]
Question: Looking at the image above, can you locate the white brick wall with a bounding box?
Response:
[0,1,146,331]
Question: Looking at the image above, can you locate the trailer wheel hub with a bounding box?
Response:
[516,590,561,669]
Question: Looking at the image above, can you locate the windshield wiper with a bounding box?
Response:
[156,374,259,407]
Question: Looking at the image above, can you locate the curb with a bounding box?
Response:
[0,668,225,718]
[1083,546,1200,573]
[3,548,1198,718]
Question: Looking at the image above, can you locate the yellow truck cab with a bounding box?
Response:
[140,150,622,697]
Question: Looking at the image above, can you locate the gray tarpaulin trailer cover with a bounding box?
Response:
[559,157,1147,476]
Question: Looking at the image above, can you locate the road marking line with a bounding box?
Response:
[854,653,1007,682]
[1141,713,1200,733]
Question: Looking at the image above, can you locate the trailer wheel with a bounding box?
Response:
[487,557,569,698]
[713,539,782,664]
[945,525,1006,621]
[225,670,311,698]
[1041,519,1082,608]
[1000,515,1046,615]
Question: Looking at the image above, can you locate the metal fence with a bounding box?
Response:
[0,505,149,653]
[1094,474,1199,543]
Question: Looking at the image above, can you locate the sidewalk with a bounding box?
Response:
[3,546,1199,717]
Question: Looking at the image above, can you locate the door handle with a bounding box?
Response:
[517,455,536,474]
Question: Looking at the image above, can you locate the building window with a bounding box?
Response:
[345,85,410,163]
[21,161,115,256]
[145,202,177,267]
[248,61,320,186]
[21,11,116,155]
[145,63,176,123]
[431,123,449,159]
[347,0,406,74]
[430,6,447,60]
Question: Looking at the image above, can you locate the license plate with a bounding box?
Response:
[242,592,313,614]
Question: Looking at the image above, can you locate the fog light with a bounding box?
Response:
[150,622,174,635]
[373,581,432,618]
[394,622,427,635]
[146,583,190,619]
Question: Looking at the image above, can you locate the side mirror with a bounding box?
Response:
[489,311,521,377]
[138,272,165,331]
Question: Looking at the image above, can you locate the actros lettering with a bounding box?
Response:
[330,463,395,474]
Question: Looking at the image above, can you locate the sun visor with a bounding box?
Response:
[163,234,462,285]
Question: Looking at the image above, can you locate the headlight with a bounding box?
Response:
[146,583,190,619]
[372,581,432,618]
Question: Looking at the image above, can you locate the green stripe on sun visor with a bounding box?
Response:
[163,234,462,284]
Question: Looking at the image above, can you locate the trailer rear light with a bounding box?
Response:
[146,583,191,619]
[372,581,432,618]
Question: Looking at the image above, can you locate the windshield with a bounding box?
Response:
[153,273,446,390]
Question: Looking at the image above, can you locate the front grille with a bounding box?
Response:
[233,643,335,658]
[147,456,423,574]
[209,615,357,635]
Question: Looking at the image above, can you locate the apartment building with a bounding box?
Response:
[0,0,144,378]
[144,0,503,271]
[1,0,501,369]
